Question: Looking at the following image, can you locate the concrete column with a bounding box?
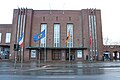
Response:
[119,52,120,60]
[61,50,66,61]
[36,50,39,62]
[84,50,89,60]
[110,51,113,61]
[24,50,30,62]
[47,50,52,61]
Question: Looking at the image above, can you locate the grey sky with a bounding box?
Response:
[0,0,120,44]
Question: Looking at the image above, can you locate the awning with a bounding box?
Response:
[26,46,87,50]
[0,44,10,47]
[104,52,110,54]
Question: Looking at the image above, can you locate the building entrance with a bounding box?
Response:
[66,50,75,61]
[0,47,10,59]
[113,51,120,60]
[103,51,110,61]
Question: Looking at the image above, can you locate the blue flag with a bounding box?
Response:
[33,29,45,42]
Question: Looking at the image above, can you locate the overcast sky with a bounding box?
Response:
[0,0,120,44]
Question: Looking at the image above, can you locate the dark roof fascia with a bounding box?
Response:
[26,46,87,50]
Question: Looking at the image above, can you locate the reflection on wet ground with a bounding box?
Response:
[1,61,120,76]
[1,62,120,80]
[0,64,105,76]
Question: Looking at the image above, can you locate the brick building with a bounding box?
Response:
[0,24,12,59]
[103,45,120,61]
[0,8,103,62]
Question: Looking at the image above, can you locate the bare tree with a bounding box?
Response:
[104,37,112,45]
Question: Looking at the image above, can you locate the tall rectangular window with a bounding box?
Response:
[40,24,47,47]
[67,24,73,47]
[54,24,60,47]
[0,33,2,43]
[93,15,98,55]
[89,14,98,57]
[5,33,11,43]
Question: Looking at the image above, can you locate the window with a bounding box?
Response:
[67,24,73,47]
[54,24,60,47]
[40,24,47,47]
[89,14,98,56]
[5,33,11,43]
[40,51,45,60]
[77,50,82,58]
[0,33,2,43]
[31,50,36,58]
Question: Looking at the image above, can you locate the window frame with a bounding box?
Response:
[0,33,2,43]
[67,23,73,47]
[54,23,60,47]
[5,33,11,43]
[40,23,47,47]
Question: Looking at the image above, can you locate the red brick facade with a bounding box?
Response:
[0,8,104,62]
[0,24,12,59]
[103,45,120,61]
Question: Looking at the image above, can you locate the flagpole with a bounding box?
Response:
[69,46,70,62]
[21,8,27,68]
[14,8,21,69]
[17,8,21,60]
[38,45,41,66]
[66,30,70,62]
[34,29,46,63]
[39,30,41,66]
[44,37,46,63]
[20,8,24,68]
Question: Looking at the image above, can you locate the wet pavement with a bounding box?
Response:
[0,61,120,80]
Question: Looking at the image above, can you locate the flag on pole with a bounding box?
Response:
[90,35,92,46]
[18,33,24,47]
[65,31,70,43]
[33,29,45,42]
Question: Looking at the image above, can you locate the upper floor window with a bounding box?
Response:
[0,33,2,43]
[67,23,73,47]
[5,33,11,43]
[40,24,47,47]
[54,24,60,47]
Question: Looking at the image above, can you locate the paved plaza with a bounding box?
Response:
[0,61,120,80]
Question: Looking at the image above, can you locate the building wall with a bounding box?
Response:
[0,24,12,45]
[96,10,103,60]
[2,8,120,62]
[104,45,120,60]
[0,8,103,62]
[0,24,12,59]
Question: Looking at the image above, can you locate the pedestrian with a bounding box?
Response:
[0,54,2,61]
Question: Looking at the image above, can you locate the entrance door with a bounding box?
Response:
[66,50,69,60]
[52,50,61,60]
[113,51,120,60]
[66,50,75,61]
[104,51,110,61]
[0,47,10,59]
